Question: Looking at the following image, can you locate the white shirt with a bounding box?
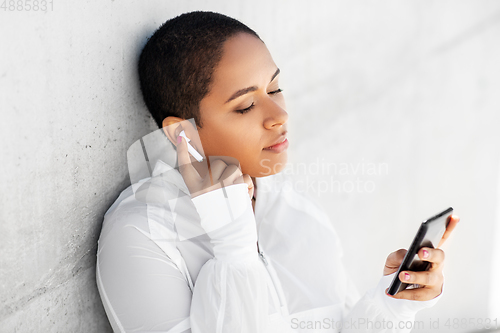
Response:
[96,158,442,333]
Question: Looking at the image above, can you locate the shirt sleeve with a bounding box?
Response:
[341,271,444,332]
[96,210,193,333]
[97,182,274,333]
[189,182,272,333]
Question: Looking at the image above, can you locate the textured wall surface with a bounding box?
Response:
[1,1,499,332]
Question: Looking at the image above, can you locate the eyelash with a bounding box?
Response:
[235,88,283,114]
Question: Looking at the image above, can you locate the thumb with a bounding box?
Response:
[384,249,407,276]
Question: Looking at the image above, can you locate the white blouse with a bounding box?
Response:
[96,159,441,333]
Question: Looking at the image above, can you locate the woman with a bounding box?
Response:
[96,11,459,332]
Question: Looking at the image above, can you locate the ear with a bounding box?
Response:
[162,116,185,146]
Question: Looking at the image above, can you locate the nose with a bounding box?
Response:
[263,97,288,130]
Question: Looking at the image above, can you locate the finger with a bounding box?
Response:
[383,249,407,276]
[438,214,460,248]
[399,269,443,288]
[233,174,254,199]
[243,174,254,199]
[176,135,201,181]
[207,158,229,186]
[386,249,407,267]
[208,155,243,186]
[418,247,445,268]
[219,164,242,187]
[385,286,441,301]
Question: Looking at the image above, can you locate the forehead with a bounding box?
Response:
[208,33,277,100]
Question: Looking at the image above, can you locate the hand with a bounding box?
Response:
[383,214,460,301]
[176,134,254,199]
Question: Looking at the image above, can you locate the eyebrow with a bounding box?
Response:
[224,68,280,104]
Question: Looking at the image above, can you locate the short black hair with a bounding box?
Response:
[138,11,261,129]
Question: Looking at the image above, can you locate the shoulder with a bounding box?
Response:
[100,175,176,239]
[98,182,150,245]
[100,175,198,243]
[103,182,147,223]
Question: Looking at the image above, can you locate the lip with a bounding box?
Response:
[264,132,288,148]
[263,137,289,153]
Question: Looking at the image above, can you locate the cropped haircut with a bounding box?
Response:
[138,11,261,129]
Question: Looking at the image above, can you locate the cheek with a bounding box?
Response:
[199,122,286,176]
[203,129,253,165]
[232,141,265,175]
[197,131,212,156]
[236,144,260,168]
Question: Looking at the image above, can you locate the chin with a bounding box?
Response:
[252,156,288,177]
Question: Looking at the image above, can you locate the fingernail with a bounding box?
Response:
[423,250,429,259]
[177,136,182,144]
[404,273,410,281]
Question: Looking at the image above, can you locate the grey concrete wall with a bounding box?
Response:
[1,1,499,332]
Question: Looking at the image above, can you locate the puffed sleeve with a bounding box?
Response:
[96,209,192,333]
[97,181,277,333]
[189,183,272,333]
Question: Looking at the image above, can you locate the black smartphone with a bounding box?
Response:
[387,207,453,296]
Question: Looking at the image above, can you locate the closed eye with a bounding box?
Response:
[235,88,283,114]
[236,102,255,114]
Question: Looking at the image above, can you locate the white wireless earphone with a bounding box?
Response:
[179,130,204,162]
